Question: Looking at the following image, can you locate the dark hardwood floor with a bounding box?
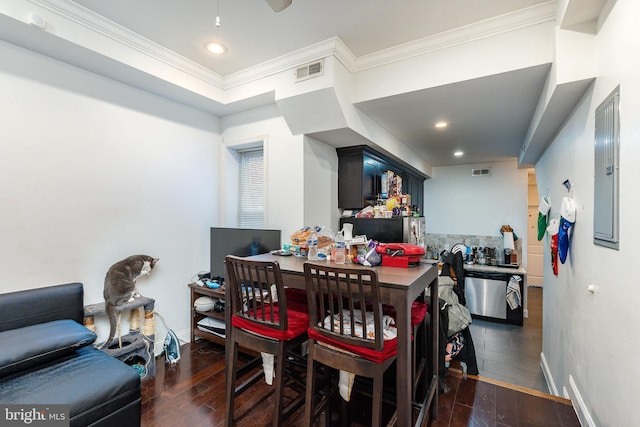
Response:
[141,286,578,426]
[141,340,579,425]
[432,367,579,427]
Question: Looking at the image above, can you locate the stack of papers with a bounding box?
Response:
[346,235,367,245]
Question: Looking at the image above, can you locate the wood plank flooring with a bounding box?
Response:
[469,287,547,392]
[141,341,579,426]
[141,287,579,426]
[430,367,579,427]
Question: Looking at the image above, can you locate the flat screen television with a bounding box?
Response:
[210,227,282,280]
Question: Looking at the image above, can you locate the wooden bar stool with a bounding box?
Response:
[224,255,309,427]
[303,262,401,426]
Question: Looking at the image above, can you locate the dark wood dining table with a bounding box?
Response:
[238,253,439,427]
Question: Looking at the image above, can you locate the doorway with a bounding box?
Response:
[463,169,547,393]
[527,170,544,287]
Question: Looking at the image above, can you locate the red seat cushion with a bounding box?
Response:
[307,327,398,363]
[308,301,427,363]
[356,301,427,326]
[410,301,427,328]
[382,301,428,329]
[232,304,308,341]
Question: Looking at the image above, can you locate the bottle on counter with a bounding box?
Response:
[307,230,319,261]
[477,248,486,265]
[333,231,346,264]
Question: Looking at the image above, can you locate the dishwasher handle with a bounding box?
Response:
[464,271,509,281]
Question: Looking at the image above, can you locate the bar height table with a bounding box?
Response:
[232,254,439,427]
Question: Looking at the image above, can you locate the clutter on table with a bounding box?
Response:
[344,169,419,219]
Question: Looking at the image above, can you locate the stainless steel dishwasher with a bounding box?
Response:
[464,271,509,320]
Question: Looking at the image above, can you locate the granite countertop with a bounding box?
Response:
[423,258,527,275]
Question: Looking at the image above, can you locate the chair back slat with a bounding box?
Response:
[304,262,384,351]
[226,255,288,332]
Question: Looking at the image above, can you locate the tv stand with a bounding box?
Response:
[189,283,226,345]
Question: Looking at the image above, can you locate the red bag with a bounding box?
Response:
[375,243,426,268]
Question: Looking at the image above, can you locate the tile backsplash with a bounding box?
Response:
[425,233,522,263]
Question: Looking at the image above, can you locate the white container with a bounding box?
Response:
[307,230,319,261]
[334,231,346,264]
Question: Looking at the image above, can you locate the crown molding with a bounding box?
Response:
[352,1,557,72]
[28,0,225,88]
[224,37,342,89]
[24,0,556,97]
[332,36,357,72]
[28,0,345,91]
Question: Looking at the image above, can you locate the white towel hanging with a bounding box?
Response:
[506,275,522,310]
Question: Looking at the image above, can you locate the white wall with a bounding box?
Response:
[220,105,306,242]
[220,108,338,242]
[0,38,338,352]
[535,1,640,425]
[0,40,220,346]
[303,135,340,234]
[423,160,529,250]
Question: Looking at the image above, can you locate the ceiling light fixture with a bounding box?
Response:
[435,121,448,128]
[204,41,226,55]
[215,0,221,27]
[265,0,292,12]
[454,151,464,157]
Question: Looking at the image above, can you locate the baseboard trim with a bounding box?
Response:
[461,371,572,404]
[567,375,596,427]
[540,352,594,426]
[153,328,191,357]
[176,328,191,344]
[448,364,569,404]
[540,351,559,396]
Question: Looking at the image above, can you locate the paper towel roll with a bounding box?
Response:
[503,231,515,251]
[342,223,353,241]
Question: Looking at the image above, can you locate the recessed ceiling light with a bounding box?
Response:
[435,121,448,128]
[454,151,464,157]
[204,41,226,55]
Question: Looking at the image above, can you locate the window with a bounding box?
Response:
[238,148,264,228]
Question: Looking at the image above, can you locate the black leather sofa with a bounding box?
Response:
[0,283,141,427]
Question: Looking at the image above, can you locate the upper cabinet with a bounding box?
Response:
[337,145,427,212]
[403,171,424,214]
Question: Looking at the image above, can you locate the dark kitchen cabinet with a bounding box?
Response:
[362,154,392,204]
[404,172,424,214]
[337,145,427,211]
[337,148,366,209]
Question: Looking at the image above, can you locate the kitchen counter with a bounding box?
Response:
[426,258,528,323]
[424,259,527,276]
[463,263,527,275]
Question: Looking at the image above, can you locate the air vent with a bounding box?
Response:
[471,168,492,177]
[295,60,324,82]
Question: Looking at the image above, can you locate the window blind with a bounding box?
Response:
[238,148,264,228]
